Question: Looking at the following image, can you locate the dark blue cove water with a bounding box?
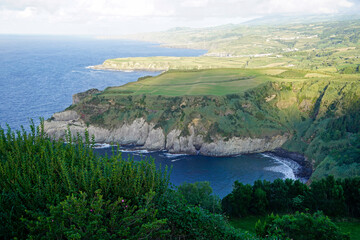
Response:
[0,35,300,197]
[96,147,300,198]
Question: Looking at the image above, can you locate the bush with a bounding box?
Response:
[255,211,350,240]
[156,190,256,239]
[177,181,222,213]
[0,123,169,239]
[22,190,168,240]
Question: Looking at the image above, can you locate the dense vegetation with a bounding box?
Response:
[0,124,254,239]
[222,176,360,218]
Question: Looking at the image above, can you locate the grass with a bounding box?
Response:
[102,56,248,71]
[229,216,266,233]
[103,69,271,96]
[229,216,360,240]
[100,68,345,97]
[336,220,360,240]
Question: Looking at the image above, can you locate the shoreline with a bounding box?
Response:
[88,64,166,72]
[268,148,312,182]
[93,144,312,182]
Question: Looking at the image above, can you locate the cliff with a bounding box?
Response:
[44,111,288,156]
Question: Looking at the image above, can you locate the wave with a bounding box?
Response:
[92,143,113,149]
[261,153,300,180]
[162,153,188,158]
[171,158,183,162]
[120,149,154,154]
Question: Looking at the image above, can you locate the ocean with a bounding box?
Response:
[0,35,301,197]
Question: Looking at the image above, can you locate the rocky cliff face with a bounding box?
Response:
[72,89,101,105]
[44,110,289,156]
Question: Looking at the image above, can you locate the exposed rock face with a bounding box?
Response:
[44,110,289,156]
[72,88,101,105]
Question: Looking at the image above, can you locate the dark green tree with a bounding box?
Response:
[177,181,221,213]
[222,181,252,217]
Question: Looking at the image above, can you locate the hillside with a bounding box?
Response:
[122,18,360,61]
[45,17,360,180]
[92,18,360,74]
[45,68,360,180]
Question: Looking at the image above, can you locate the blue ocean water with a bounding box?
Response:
[0,35,299,197]
[0,35,205,130]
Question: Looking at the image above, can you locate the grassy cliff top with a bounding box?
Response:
[99,68,356,97]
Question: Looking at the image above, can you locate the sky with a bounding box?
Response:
[0,0,359,35]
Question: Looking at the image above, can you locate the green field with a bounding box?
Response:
[102,56,247,71]
[104,69,270,96]
[101,68,343,96]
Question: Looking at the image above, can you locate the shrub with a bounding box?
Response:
[177,181,222,213]
[0,122,169,239]
[22,190,168,240]
[255,211,350,240]
[156,190,256,239]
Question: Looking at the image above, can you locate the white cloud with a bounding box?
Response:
[0,0,357,35]
[181,0,209,8]
[256,0,354,14]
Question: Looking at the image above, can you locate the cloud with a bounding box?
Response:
[256,0,354,14]
[0,0,357,35]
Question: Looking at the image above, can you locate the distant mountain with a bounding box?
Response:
[243,14,360,26]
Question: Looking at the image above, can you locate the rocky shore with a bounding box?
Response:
[268,148,312,181]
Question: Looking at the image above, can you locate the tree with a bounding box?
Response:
[177,181,221,213]
[222,181,252,217]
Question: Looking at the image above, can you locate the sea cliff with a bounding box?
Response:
[44,110,288,156]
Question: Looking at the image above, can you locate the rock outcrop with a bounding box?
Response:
[72,89,101,105]
[44,110,289,156]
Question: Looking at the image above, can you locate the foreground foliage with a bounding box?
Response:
[0,124,252,239]
[255,211,350,240]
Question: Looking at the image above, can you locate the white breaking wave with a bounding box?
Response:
[92,143,112,149]
[171,158,183,162]
[163,153,187,158]
[120,149,154,154]
[261,153,300,180]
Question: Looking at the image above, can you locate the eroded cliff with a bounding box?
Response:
[44,111,288,156]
